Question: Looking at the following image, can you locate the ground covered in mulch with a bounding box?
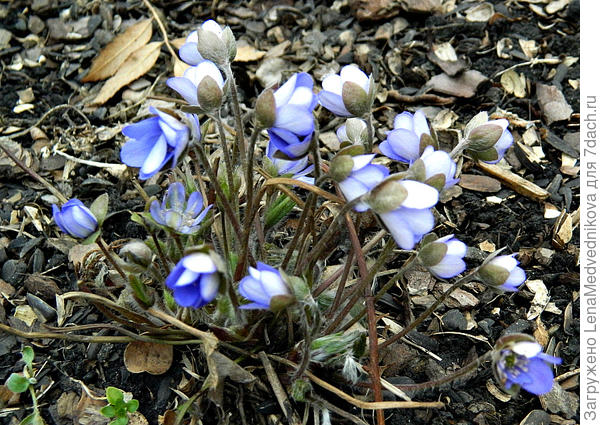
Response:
[0,0,580,424]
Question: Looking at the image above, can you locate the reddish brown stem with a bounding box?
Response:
[345,214,385,425]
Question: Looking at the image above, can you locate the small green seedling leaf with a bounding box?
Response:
[21,346,34,368]
[100,405,116,418]
[6,373,30,393]
[81,229,101,245]
[19,412,43,425]
[110,416,129,425]
[90,193,110,226]
[106,387,124,405]
[127,399,139,413]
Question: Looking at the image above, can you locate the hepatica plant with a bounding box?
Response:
[35,14,562,424]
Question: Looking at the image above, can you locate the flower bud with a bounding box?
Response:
[238,262,294,310]
[366,179,408,214]
[478,254,526,291]
[463,114,514,164]
[336,118,368,146]
[195,20,236,66]
[342,81,370,117]
[329,154,355,183]
[52,199,98,239]
[196,76,223,113]
[255,88,276,129]
[120,240,153,271]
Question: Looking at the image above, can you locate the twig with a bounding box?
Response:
[268,354,445,410]
[3,104,91,140]
[258,352,302,425]
[141,0,179,61]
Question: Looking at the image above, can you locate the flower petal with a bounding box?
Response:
[274,105,314,135]
[166,77,199,105]
[179,42,203,65]
[182,253,217,273]
[399,180,439,209]
[318,91,351,117]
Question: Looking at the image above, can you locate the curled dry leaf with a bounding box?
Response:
[124,341,173,375]
[501,69,527,98]
[82,19,153,82]
[91,41,162,106]
[526,279,549,320]
[465,2,494,22]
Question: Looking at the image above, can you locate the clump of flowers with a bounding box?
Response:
[34,15,562,425]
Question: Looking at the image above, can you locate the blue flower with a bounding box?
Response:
[419,234,467,279]
[494,340,562,395]
[370,180,439,250]
[52,199,98,239]
[178,20,229,65]
[479,254,526,291]
[121,107,198,180]
[238,262,292,309]
[266,73,317,159]
[267,142,314,184]
[150,182,211,234]
[337,154,389,212]
[379,110,431,163]
[419,146,459,189]
[165,252,220,308]
[483,119,513,164]
[318,65,372,117]
[268,128,313,159]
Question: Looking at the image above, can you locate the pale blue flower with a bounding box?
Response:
[150,182,211,234]
[166,60,224,106]
[338,154,389,212]
[419,146,459,188]
[480,254,526,291]
[238,262,291,309]
[423,234,467,278]
[318,65,371,117]
[267,142,314,184]
[379,110,431,163]
[494,341,562,395]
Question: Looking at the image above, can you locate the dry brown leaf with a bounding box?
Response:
[82,19,153,82]
[234,43,266,62]
[465,2,494,22]
[91,41,162,105]
[124,341,173,375]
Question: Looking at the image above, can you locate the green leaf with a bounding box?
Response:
[19,412,41,425]
[110,416,129,425]
[265,194,296,229]
[106,387,124,405]
[21,346,34,368]
[100,405,117,418]
[127,399,139,413]
[6,373,30,393]
[81,229,101,245]
[89,193,109,226]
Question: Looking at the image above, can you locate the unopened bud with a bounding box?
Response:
[344,118,368,144]
[197,28,227,66]
[255,89,276,129]
[367,179,408,214]
[466,123,504,151]
[120,240,153,271]
[342,81,370,117]
[418,242,448,267]
[222,27,237,62]
[197,76,223,113]
[478,263,511,287]
[329,155,354,182]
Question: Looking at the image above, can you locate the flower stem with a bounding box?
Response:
[224,63,247,160]
[450,137,468,160]
[193,145,243,249]
[96,238,128,283]
[366,113,374,153]
[212,113,236,206]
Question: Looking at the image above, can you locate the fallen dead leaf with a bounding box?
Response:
[124,341,173,375]
[465,2,494,22]
[234,42,266,62]
[479,240,496,252]
[459,174,502,192]
[427,70,487,98]
[91,41,162,105]
[537,83,573,124]
[501,69,527,98]
[82,19,153,82]
[526,279,549,320]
